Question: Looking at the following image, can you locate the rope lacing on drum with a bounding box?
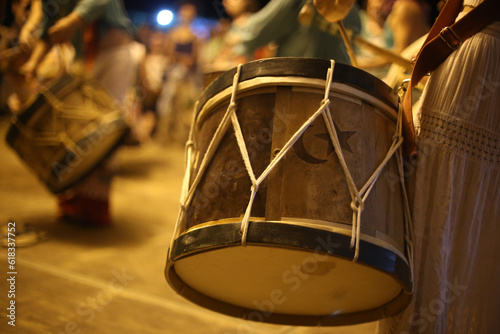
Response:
[178,102,198,212]
[172,68,243,251]
[172,63,333,248]
[318,60,408,262]
[173,60,414,268]
[172,101,199,251]
[11,79,122,151]
[237,63,338,246]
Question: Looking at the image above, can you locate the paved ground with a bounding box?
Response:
[0,117,378,334]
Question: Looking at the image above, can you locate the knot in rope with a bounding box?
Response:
[350,200,364,213]
[228,101,237,112]
[250,182,259,193]
[392,131,403,144]
[185,140,195,150]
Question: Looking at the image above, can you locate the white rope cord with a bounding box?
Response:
[321,65,365,260]
[170,101,199,252]
[319,59,408,261]
[171,66,244,251]
[238,67,335,245]
[319,63,363,256]
[180,100,199,206]
[233,59,405,256]
[181,67,241,208]
[230,67,258,186]
[238,99,332,244]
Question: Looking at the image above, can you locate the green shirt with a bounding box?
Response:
[74,0,134,37]
[40,0,134,58]
[234,0,361,64]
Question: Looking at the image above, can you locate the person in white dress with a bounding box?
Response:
[383,0,499,332]
[318,0,500,332]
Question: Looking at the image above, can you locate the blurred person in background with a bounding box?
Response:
[0,0,39,112]
[135,29,170,143]
[0,0,31,51]
[155,3,202,146]
[355,0,437,77]
[19,0,140,226]
[208,0,263,70]
[198,18,231,71]
[231,0,360,64]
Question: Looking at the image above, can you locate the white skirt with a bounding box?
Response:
[378,19,500,334]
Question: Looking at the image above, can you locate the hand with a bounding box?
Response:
[19,59,37,81]
[19,29,36,49]
[314,0,356,23]
[18,39,50,81]
[48,12,84,45]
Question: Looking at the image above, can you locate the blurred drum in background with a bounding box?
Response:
[6,74,129,193]
[166,58,412,326]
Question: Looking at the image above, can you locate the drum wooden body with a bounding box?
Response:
[202,70,226,89]
[6,75,129,193]
[166,58,411,326]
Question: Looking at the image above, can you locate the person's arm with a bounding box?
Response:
[19,38,50,80]
[314,0,356,23]
[388,0,429,54]
[48,0,113,45]
[233,0,303,56]
[18,0,42,48]
[48,11,85,45]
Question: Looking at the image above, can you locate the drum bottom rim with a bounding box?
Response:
[183,217,407,264]
[166,221,412,326]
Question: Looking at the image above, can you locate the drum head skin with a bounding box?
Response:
[166,58,410,326]
[167,221,411,326]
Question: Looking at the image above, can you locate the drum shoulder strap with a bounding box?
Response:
[402,0,500,158]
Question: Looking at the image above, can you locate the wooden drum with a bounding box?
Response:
[6,75,129,193]
[166,58,412,326]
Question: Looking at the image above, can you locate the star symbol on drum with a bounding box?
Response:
[294,120,356,164]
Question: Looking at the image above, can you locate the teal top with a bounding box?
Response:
[233,0,361,64]
[40,0,134,58]
[74,0,134,37]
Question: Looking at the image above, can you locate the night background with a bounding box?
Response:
[124,0,269,28]
[0,0,268,34]
[124,0,228,19]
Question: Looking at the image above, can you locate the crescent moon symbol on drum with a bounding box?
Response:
[293,122,356,165]
[294,125,329,164]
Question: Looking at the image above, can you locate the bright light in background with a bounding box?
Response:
[157,10,173,26]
